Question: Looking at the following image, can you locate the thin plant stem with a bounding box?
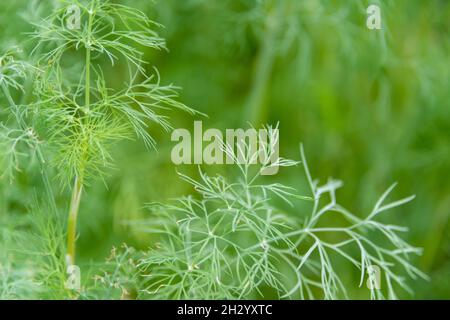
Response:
[66,175,83,265]
[66,9,93,265]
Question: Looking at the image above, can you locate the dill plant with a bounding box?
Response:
[0,6,64,297]
[0,0,436,300]
[0,48,39,183]
[117,129,426,299]
[26,0,198,266]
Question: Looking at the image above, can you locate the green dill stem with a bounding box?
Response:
[66,9,93,265]
[85,49,90,109]
[66,175,83,265]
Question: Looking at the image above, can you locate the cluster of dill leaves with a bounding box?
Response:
[0,0,429,300]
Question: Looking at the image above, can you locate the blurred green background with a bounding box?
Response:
[0,0,449,299]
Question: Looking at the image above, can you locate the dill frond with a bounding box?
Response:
[132,135,425,299]
[26,0,199,264]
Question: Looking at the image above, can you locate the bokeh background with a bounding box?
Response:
[0,0,449,299]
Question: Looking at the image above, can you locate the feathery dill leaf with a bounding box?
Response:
[126,132,426,299]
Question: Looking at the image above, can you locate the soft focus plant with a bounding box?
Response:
[0,0,445,300]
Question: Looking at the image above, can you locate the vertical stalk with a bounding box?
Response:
[85,47,90,109]
[66,175,83,265]
[66,9,93,265]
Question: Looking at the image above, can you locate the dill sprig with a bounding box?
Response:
[131,131,425,299]
[28,0,198,265]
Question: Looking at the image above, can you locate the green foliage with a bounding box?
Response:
[0,0,447,300]
[0,216,37,299]
[0,49,40,183]
[29,0,197,185]
[126,139,424,299]
[0,199,66,299]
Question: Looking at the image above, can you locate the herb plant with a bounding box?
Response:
[95,129,426,299]
[27,0,197,265]
[0,0,441,300]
